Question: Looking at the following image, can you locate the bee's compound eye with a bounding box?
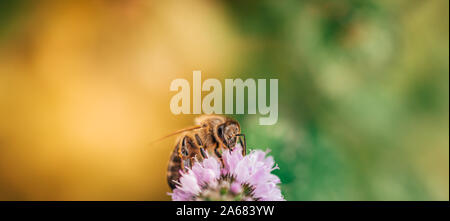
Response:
[218,125,224,137]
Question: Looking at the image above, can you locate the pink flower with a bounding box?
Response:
[169,145,285,201]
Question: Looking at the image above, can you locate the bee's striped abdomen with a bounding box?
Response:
[167,142,182,190]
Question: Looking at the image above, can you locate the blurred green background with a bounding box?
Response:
[230,0,449,200]
[0,0,448,200]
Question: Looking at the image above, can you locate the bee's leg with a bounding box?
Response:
[180,136,192,171]
[236,134,247,156]
[189,158,195,169]
[200,147,208,159]
[183,159,191,170]
[194,134,208,159]
[214,143,222,160]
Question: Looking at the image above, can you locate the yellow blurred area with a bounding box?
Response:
[0,0,242,200]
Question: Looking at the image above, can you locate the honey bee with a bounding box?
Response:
[164,115,246,190]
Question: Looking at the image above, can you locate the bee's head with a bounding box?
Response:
[217,121,240,149]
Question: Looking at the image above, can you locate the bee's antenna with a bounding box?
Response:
[149,125,201,146]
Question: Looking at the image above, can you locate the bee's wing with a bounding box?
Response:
[149,125,201,146]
